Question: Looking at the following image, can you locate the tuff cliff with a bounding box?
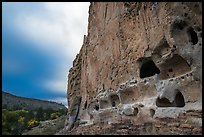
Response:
[66,2,202,135]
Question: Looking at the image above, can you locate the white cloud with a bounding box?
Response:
[41,63,70,95]
[13,2,90,94]
[43,79,67,94]
[15,2,90,61]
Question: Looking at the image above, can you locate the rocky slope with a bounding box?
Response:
[2,91,67,111]
[66,2,202,135]
[60,110,202,135]
[22,115,66,135]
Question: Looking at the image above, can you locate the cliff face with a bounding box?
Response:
[66,2,202,134]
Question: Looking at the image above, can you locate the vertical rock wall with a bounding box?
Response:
[67,2,202,131]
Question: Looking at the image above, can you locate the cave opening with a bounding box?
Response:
[140,60,160,78]
[168,68,173,72]
[150,109,155,117]
[187,27,198,45]
[112,101,116,107]
[158,54,191,80]
[95,105,99,111]
[156,97,172,107]
[84,100,87,109]
[110,94,120,108]
[173,92,185,107]
[133,107,139,116]
[156,91,185,107]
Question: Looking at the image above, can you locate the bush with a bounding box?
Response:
[50,112,60,120]
[2,107,67,135]
[27,119,40,129]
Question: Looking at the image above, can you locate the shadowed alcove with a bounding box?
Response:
[139,58,160,78]
[156,91,185,107]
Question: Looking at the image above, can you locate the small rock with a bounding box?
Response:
[154,124,161,128]
[123,106,138,116]
[167,122,180,127]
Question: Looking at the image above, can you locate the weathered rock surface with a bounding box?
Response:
[58,110,202,135]
[66,2,202,135]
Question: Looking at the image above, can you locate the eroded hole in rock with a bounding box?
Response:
[110,94,120,108]
[187,27,198,45]
[173,91,185,107]
[168,69,173,72]
[133,107,139,116]
[84,100,87,109]
[95,105,99,111]
[120,89,137,104]
[156,91,185,107]
[150,109,155,117]
[112,101,116,107]
[139,59,160,78]
[156,97,172,107]
[144,79,147,83]
[99,100,110,109]
[158,54,191,80]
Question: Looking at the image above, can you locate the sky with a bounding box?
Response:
[2,2,90,107]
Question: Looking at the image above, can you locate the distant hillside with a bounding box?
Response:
[2,91,67,111]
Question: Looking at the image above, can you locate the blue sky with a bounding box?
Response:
[2,2,90,107]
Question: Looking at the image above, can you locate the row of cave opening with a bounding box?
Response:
[87,90,185,112]
[139,23,199,79]
[139,54,191,80]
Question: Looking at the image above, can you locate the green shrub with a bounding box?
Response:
[2,107,67,135]
[27,119,40,129]
[51,112,60,120]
